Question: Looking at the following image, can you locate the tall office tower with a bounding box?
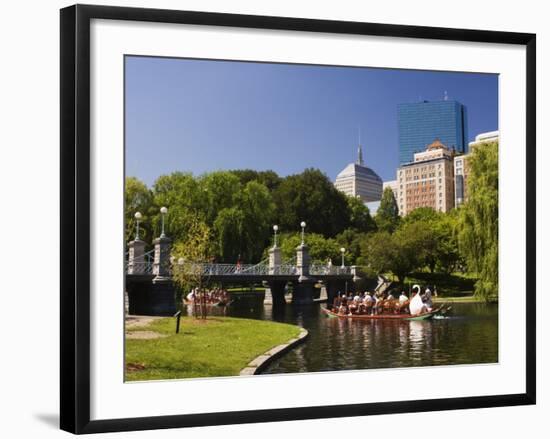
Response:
[398,99,468,165]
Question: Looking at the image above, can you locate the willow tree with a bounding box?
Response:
[171,218,211,319]
[457,141,499,301]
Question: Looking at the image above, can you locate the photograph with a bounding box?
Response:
[123,56,499,382]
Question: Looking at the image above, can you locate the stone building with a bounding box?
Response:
[396,139,455,215]
[334,144,383,203]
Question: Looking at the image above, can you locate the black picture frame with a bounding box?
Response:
[60,4,536,434]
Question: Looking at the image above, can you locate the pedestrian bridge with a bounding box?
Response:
[125,236,358,315]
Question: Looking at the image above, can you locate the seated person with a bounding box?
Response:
[423,288,434,312]
[373,294,384,314]
[362,293,373,314]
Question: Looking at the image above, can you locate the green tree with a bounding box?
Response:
[212,181,275,263]
[199,171,241,225]
[125,177,154,243]
[363,222,435,284]
[402,206,440,225]
[376,187,400,232]
[276,232,341,264]
[335,229,369,265]
[238,181,276,262]
[230,169,282,192]
[213,207,245,263]
[171,218,212,318]
[396,207,461,274]
[346,196,377,233]
[433,210,462,274]
[152,172,205,242]
[273,168,351,237]
[457,141,499,301]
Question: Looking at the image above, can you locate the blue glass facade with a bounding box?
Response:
[398,100,468,165]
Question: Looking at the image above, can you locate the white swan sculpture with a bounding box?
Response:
[409,284,426,316]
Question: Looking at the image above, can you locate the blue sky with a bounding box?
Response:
[125,56,498,186]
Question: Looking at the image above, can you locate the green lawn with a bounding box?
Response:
[433,295,481,303]
[125,316,301,381]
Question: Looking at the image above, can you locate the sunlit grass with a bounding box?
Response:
[125,316,301,381]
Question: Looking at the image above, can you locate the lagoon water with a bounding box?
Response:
[184,302,498,374]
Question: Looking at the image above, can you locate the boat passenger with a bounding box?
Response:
[399,291,408,304]
[424,288,434,312]
[373,294,384,315]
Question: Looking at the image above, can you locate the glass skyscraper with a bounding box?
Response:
[398,100,468,165]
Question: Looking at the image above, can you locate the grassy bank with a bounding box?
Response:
[433,295,482,303]
[125,316,301,381]
[404,271,477,297]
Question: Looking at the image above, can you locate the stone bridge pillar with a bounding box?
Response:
[152,235,172,282]
[149,235,176,314]
[292,243,315,305]
[265,245,286,305]
[296,243,309,279]
[268,245,281,274]
[265,280,287,306]
[127,238,146,274]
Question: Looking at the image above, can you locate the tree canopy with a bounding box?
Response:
[125,177,154,243]
[457,141,499,301]
[346,196,377,233]
[376,187,400,232]
[275,232,341,265]
[362,222,436,284]
[273,168,351,237]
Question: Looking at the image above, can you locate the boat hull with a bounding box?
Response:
[322,306,439,321]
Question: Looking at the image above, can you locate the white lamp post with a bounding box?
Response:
[134,212,142,240]
[340,247,346,268]
[300,221,306,245]
[273,225,279,248]
[160,206,168,238]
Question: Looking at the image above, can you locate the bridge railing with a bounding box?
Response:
[126,249,155,274]
[125,259,350,277]
[309,263,351,275]
[268,264,298,275]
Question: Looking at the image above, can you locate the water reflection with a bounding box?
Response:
[180,301,498,374]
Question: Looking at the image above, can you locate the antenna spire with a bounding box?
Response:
[357,126,364,166]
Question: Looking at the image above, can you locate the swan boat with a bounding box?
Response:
[321,306,447,321]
